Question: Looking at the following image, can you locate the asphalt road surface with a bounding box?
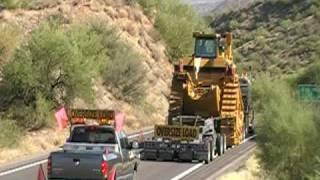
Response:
[0,131,256,180]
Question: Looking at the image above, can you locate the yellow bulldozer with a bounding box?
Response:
[142,32,254,163]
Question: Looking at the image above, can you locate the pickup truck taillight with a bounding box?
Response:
[101,161,109,178]
[47,156,52,175]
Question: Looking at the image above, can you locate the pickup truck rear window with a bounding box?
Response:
[70,126,116,144]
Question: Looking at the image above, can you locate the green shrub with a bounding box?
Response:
[5,93,53,130]
[2,22,103,104]
[0,0,30,9]
[0,119,22,148]
[253,75,320,179]
[103,45,146,104]
[0,21,112,129]
[138,0,209,61]
[0,20,148,130]
[295,63,320,85]
[0,0,60,9]
[229,20,239,29]
[88,23,147,104]
[0,24,21,66]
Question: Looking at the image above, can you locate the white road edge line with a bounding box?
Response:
[128,130,154,139]
[0,130,154,177]
[171,163,204,180]
[241,134,257,144]
[170,135,257,180]
[205,144,256,180]
[0,160,48,177]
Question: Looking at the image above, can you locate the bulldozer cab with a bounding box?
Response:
[194,36,217,59]
[192,32,233,62]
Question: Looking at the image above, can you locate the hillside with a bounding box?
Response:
[211,1,320,179]
[182,0,256,16]
[212,0,320,78]
[0,0,173,127]
[210,0,256,15]
[181,0,224,15]
[0,0,173,163]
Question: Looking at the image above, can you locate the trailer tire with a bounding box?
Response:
[242,126,248,143]
[210,140,214,161]
[205,141,211,164]
[216,134,223,156]
[223,134,227,153]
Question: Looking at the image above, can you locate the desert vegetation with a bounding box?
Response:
[0,19,147,147]
[209,0,320,178]
[253,74,320,179]
[134,0,209,61]
[212,0,320,77]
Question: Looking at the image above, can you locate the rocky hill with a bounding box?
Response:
[0,0,173,163]
[0,0,172,130]
[212,0,320,78]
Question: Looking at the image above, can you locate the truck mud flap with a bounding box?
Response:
[143,149,157,160]
[194,151,209,162]
[178,149,193,161]
[159,149,174,161]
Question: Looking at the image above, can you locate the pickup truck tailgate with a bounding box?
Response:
[50,151,104,179]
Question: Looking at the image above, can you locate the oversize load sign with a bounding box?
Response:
[70,109,115,119]
[155,125,199,140]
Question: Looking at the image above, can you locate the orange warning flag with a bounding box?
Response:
[37,164,46,180]
[54,107,68,130]
[115,112,125,132]
[139,130,144,143]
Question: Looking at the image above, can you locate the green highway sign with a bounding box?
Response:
[297,84,320,103]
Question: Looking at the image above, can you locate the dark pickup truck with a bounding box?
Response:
[48,125,140,180]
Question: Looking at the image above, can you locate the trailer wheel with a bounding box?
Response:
[242,127,246,142]
[205,141,211,164]
[216,134,223,156]
[223,134,227,153]
[210,140,215,161]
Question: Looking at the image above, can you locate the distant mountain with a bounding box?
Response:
[210,0,257,15]
[182,0,256,16]
[181,0,225,15]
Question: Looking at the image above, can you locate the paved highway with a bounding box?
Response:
[0,127,256,180]
[0,128,197,180]
[0,160,199,180]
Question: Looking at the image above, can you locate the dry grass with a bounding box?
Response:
[0,128,68,165]
[150,44,162,61]
[0,24,21,66]
[147,28,161,42]
[217,155,262,180]
[125,21,138,36]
